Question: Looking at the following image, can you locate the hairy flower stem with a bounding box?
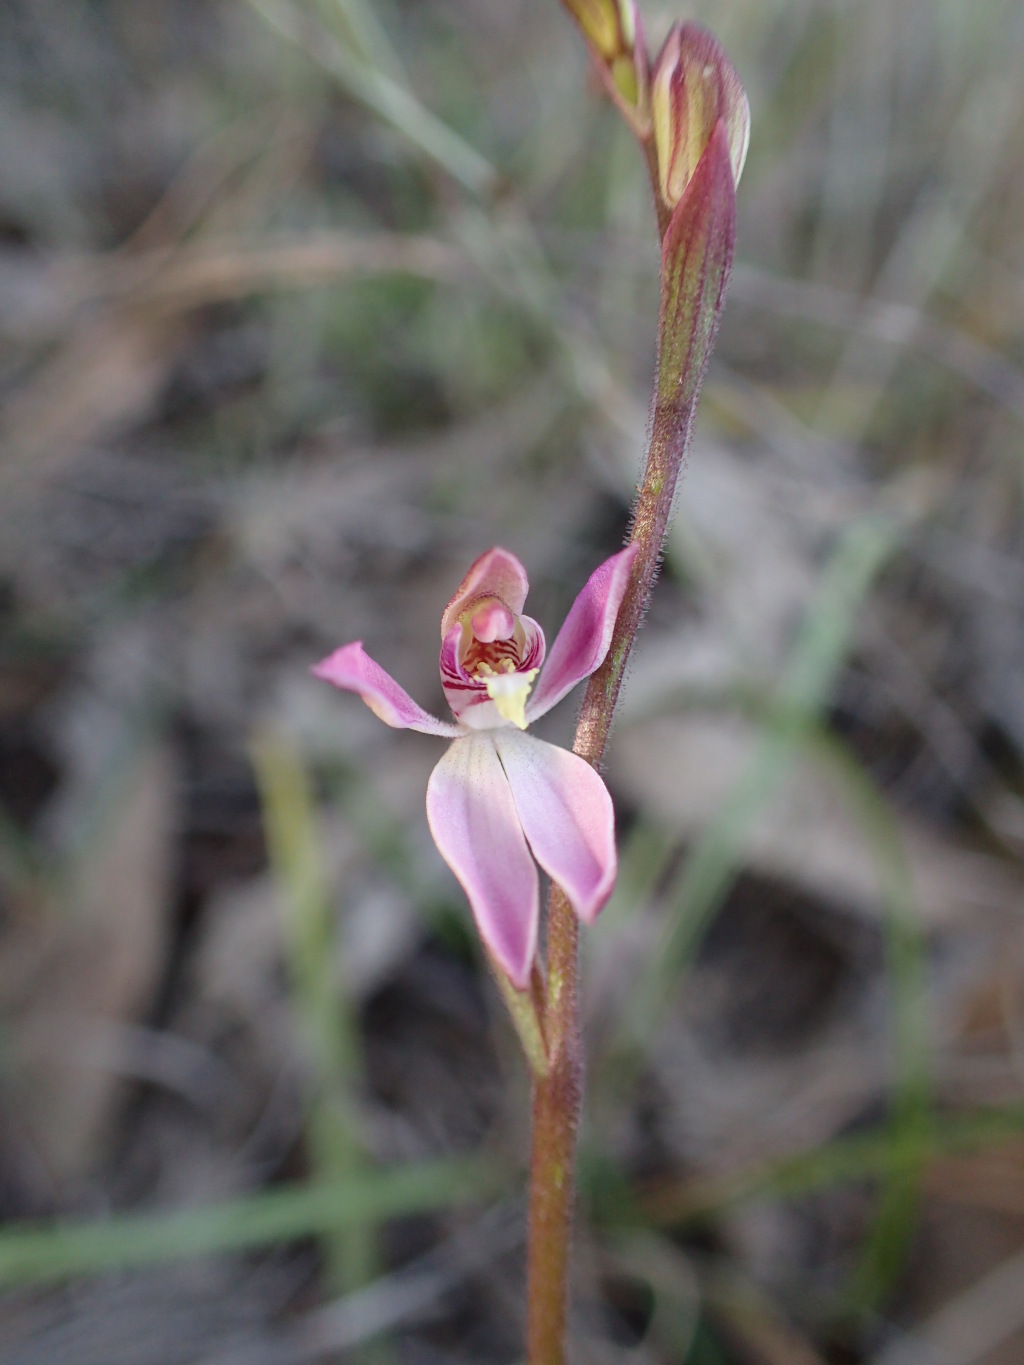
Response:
[526,885,582,1364]
[524,402,693,1365]
[526,134,736,1363]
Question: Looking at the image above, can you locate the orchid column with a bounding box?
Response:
[526,7,749,1363]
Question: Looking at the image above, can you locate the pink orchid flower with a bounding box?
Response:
[313,544,637,989]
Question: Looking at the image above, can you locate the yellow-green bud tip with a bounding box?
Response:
[564,0,620,60]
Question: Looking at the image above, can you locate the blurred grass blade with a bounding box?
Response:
[0,806,44,900]
[624,515,899,1045]
[702,1262,826,1365]
[246,0,497,199]
[604,1230,702,1360]
[324,758,455,930]
[314,0,406,80]
[810,734,931,1310]
[0,1160,495,1287]
[253,731,371,1291]
[634,1104,1024,1227]
[594,818,678,934]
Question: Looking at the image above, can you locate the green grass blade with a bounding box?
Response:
[0,1159,498,1287]
[246,0,497,199]
[807,733,931,1310]
[615,1105,1024,1229]
[622,515,899,1047]
[253,731,372,1291]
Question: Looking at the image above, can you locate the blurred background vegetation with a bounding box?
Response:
[1,0,1024,1360]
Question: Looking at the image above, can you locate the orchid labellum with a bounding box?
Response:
[313,545,636,989]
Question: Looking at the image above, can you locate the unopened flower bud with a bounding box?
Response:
[651,22,749,209]
[561,0,649,131]
[563,0,624,61]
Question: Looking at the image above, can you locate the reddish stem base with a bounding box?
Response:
[526,892,582,1363]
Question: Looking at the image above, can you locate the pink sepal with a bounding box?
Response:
[526,545,637,722]
[494,731,616,924]
[312,642,460,737]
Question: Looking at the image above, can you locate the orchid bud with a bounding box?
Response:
[560,0,650,133]
[562,0,624,61]
[651,22,749,210]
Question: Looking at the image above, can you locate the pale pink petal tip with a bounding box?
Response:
[527,544,638,722]
[426,735,539,988]
[313,641,459,738]
[495,731,616,924]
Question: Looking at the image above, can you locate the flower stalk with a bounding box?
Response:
[312,13,748,1360]
[557,0,651,136]
[525,19,747,1364]
[525,885,582,1364]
